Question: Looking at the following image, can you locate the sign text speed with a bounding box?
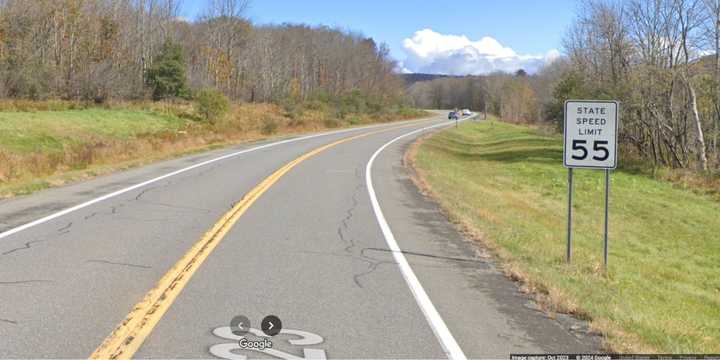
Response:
[564,100,618,169]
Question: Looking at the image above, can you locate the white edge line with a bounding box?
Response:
[0,117,434,241]
[365,114,476,360]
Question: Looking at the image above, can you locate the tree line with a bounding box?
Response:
[407,70,548,124]
[409,0,720,172]
[557,0,719,171]
[0,0,405,108]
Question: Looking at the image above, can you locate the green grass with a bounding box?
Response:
[0,109,187,154]
[414,120,720,353]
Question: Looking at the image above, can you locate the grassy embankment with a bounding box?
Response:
[412,119,720,353]
[0,100,427,197]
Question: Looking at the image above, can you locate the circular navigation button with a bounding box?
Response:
[260,315,282,336]
[230,315,251,336]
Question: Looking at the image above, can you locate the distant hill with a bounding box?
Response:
[399,73,459,86]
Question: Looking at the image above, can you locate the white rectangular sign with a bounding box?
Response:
[564,100,618,169]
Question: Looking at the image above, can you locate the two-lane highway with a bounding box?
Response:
[0,113,599,358]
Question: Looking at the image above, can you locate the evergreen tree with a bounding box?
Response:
[146,40,189,100]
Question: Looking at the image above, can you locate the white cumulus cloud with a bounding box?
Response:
[401,29,559,75]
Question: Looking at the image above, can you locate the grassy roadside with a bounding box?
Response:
[0,101,429,198]
[411,119,720,353]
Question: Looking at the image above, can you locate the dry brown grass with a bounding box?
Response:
[0,99,90,112]
[656,168,720,201]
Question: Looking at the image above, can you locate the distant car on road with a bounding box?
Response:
[448,111,459,120]
[461,109,472,116]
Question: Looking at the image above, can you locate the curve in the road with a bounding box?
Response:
[89,122,446,359]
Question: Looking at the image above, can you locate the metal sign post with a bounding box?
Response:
[563,100,618,273]
[566,168,573,264]
[603,169,610,270]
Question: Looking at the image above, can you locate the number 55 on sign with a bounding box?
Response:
[563,100,618,169]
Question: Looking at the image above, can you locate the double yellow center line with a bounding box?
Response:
[89,122,423,359]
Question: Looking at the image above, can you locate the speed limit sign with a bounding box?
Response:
[563,100,619,273]
[563,100,618,169]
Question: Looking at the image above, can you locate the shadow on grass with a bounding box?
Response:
[430,136,563,165]
[473,147,563,164]
[437,136,557,150]
[478,137,558,149]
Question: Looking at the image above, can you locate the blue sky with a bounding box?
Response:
[180,0,580,75]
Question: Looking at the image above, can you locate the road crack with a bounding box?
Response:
[81,204,123,224]
[114,216,173,223]
[337,167,365,253]
[361,247,481,263]
[0,279,52,285]
[135,201,213,213]
[0,318,17,325]
[86,259,152,269]
[335,167,397,288]
[1,239,49,256]
[352,259,395,287]
[131,179,175,202]
[134,186,159,201]
[57,222,73,233]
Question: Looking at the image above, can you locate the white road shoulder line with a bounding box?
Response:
[365,116,475,360]
[0,117,434,241]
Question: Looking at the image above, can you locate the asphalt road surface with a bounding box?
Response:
[0,113,600,359]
